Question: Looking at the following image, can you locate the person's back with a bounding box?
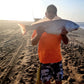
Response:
[31,5,68,84]
[32,20,62,64]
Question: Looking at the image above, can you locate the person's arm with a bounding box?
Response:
[61,28,69,44]
[31,26,45,45]
[61,35,69,44]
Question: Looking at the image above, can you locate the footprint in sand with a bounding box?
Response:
[68,77,76,83]
[20,78,25,84]
[77,65,84,74]
[15,72,18,75]
[63,75,69,80]
[17,60,22,65]
[19,56,24,59]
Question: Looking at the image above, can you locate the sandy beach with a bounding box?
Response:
[0,20,84,84]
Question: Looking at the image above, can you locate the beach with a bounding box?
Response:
[0,20,84,84]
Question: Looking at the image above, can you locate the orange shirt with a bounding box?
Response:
[32,30,62,64]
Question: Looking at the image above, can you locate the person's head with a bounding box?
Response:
[45,4,57,19]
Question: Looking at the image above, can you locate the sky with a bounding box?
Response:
[0,0,84,22]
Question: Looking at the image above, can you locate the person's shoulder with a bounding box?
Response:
[53,16,62,20]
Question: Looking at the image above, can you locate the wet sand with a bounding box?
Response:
[0,20,84,84]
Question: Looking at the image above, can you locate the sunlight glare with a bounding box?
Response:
[0,0,42,21]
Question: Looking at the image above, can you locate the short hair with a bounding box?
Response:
[46,4,57,14]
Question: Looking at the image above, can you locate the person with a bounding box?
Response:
[31,4,68,84]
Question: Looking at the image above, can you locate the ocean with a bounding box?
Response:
[77,22,84,29]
